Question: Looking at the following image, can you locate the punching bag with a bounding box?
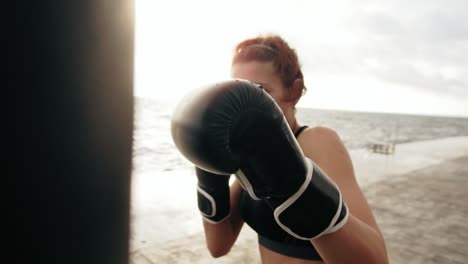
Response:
[12,1,134,264]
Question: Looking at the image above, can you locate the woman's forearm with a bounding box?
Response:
[312,215,389,264]
[202,215,243,257]
[202,181,244,258]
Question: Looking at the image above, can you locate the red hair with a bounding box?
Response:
[232,34,306,93]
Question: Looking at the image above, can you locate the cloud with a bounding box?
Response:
[135,0,468,115]
[299,0,468,100]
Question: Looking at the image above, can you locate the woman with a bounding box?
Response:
[199,35,389,263]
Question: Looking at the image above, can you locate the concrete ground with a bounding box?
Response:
[366,155,468,264]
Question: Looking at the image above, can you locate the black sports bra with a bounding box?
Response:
[294,125,308,138]
[239,125,322,261]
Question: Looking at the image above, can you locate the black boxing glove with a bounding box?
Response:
[196,167,231,224]
[171,79,348,240]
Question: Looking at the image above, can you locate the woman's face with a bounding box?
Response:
[231,61,291,113]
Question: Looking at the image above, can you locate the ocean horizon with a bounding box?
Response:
[133,96,468,176]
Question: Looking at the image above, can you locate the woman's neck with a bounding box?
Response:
[285,113,300,134]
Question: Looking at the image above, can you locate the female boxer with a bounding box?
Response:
[174,35,389,263]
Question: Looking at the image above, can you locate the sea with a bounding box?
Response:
[132,97,468,178]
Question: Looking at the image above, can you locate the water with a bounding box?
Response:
[296,109,468,149]
[133,96,468,176]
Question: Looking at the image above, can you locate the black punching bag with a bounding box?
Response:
[11,1,134,264]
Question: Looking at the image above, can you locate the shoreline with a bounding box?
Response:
[130,136,468,263]
[350,136,468,187]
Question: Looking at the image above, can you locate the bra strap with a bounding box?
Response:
[294,126,308,138]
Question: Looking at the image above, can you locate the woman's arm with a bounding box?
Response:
[202,180,245,258]
[298,127,389,264]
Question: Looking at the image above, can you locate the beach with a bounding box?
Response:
[130,136,468,263]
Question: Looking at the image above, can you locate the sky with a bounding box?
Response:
[134,0,468,117]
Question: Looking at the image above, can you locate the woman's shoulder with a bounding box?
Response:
[299,126,341,144]
[297,126,348,161]
[298,126,357,185]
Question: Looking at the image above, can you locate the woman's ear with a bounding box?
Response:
[288,78,304,104]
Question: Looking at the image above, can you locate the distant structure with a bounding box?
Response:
[368,142,396,155]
